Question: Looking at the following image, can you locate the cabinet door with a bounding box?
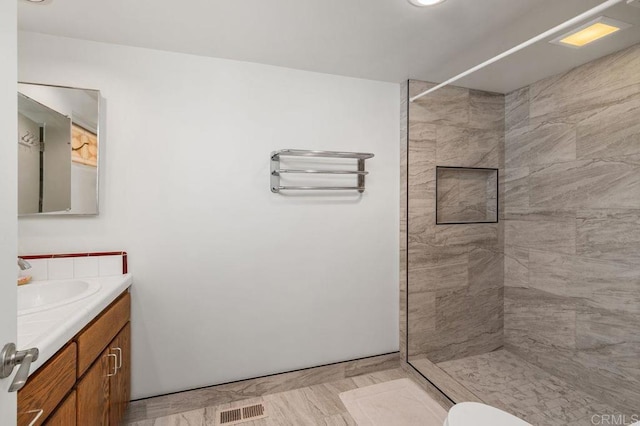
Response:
[45,391,76,426]
[18,343,76,426]
[77,348,111,425]
[109,323,131,426]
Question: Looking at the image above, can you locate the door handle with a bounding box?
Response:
[106,353,118,377]
[0,343,39,392]
[112,347,122,369]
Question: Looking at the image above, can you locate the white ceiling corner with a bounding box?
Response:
[17,0,640,93]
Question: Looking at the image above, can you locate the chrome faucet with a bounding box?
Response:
[17,258,31,271]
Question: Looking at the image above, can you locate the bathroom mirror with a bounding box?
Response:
[18,83,100,216]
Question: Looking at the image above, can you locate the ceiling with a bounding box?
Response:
[17,0,640,93]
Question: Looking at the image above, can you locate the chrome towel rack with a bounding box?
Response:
[271,149,374,193]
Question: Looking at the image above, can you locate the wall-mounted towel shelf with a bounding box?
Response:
[270,149,374,193]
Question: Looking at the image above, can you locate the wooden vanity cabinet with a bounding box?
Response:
[17,343,76,426]
[109,323,131,426]
[17,290,131,426]
[77,347,110,425]
[77,291,131,377]
[46,391,76,426]
[76,323,131,426]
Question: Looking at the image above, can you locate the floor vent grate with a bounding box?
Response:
[242,403,264,419]
[217,402,267,425]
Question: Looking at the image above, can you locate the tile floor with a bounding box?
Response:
[127,350,627,425]
[437,349,621,426]
[124,354,401,423]
[126,368,420,425]
[340,378,447,426]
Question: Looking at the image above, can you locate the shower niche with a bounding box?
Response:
[435,166,498,224]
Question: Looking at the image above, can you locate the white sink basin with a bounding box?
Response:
[18,280,101,316]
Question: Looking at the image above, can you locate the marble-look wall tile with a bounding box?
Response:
[529,44,640,122]
[503,168,529,213]
[504,287,576,349]
[436,126,501,168]
[413,262,469,292]
[528,250,640,315]
[575,308,640,351]
[406,80,504,370]
[504,87,529,131]
[465,288,503,339]
[469,90,505,131]
[434,223,499,246]
[504,213,576,255]
[505,120,576,168]
[571,342,640,413]
[409,124,437,170]
[407,241,468,267]
[530,77,639,125]
[409,121,437,144]
[428,287,503,363]
[408,166,435,200]
[504,245,529,289]
[409,80,470,126]
[576,209,640,262]
[408,242,469,294]
[529,157,640,209]
[505,341,640,415]
[407,291,436,356]
[407,137,436,242]
[408,200,435,245]
[504,44,640,413]
[467,247,503,294]
[576,95,640,159]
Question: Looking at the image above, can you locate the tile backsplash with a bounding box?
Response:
[19,252,127,281]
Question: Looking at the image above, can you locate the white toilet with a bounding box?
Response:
[444,402,532,426]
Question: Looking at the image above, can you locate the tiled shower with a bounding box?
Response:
[403,43,640,424]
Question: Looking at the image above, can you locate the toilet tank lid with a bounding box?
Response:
[447,402,532,426]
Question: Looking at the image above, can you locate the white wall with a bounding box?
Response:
[18,32,400,399]
[71,163,97,213]
[0,1,17,423]
[18,113,40,214]
[42,116,71,213]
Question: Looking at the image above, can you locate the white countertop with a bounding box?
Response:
[17,274,133,376]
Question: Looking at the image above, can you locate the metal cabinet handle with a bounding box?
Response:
[112,347,122,369]
[0,343,39,392]
[24,409,43,426]
[106,353,118,377]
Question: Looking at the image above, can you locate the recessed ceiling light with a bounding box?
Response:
[408,0,447,7]
[550,16,631,48]
[21,0,50,3]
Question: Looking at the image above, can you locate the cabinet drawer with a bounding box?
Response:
[18,342,77,426]
[77,292,130,377]
[45,390,76,426]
